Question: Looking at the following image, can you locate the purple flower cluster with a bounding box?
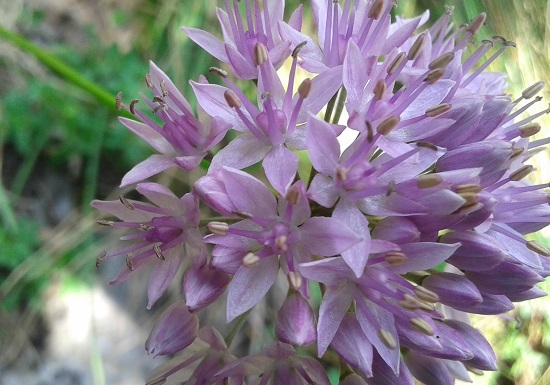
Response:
[93,1,550,384]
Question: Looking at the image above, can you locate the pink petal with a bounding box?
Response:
[119,118,173,154]
[136,182,183,211]
[300,217,361,256]
[147,249,183,309]
[306,114,340,175]
[263,145,299,195]
[210,134,270,171]
[182,27,228,63]
[387,242,461,274]
[331,314,373,378]
[317,281,352,356]
[120,155,176,187]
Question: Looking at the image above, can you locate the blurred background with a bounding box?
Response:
[0,1,549,384]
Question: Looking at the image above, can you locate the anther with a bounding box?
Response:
[368,0,385,20]
[492,35,507,44]
[207,221,229,236]
[288,271,302,290]
[408,33,426,61]
[243,252,260,267]
[152,96,165,104]
[208,67,228,78]
[285,187,301,205]
[130,99,139,115]
[522,81,545,99]
[115,92,123,110]
[234,211,253,219]
[298,78,312,99]
[145,73,153,88]
[152,104,167,114]
[96,251,107,269]
[510,165,534,181]
[416,142,438,151]
[336,167,347,182]
[384,251,407,266]
[274,235,288,252]
[160,80,168,97]
[224,90,242,109]
[414,286,440,303]
[425,103,452,117]
[365,121,374,142]
[417,174,442,189]
[119,195,135,210]
[153,244,166,260]
[481,39,494,48]
[410,317,434,335]
[292,41,308,58]
[458,192,479,206]
[455,184,482,194]
[387,52,406,75]
[126,253,135,271]
[386,181,396,196]
[445,5,454,15]
[254,43,269,66]
[428,52,454,70]
[378,329,397,349]
[424,69,445,84]
[466,13,487,34]
[511,147,524,159]
[398,294,422,310]
[519,123,541,138]
[526,240,550,257]
[418,301,436,312]
[376,115,400,135]
[97,219,114,226]
[140,223,154,231]
[373,79,386,101]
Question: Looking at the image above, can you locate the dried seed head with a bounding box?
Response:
[298,78,312,99]
[208,221,230,236]
[426,103,452,117]
[510,165,534,181]
[428,52,454,70]
[377,115,400,135]
[254,43,269,66]
[224,90,242,109]
[417,174,442,189]
[408,33,426,61]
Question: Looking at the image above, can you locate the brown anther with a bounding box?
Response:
[386,181,396,196]
[153,244,166,260]
[526,240,550,257]
[511,146,524,159]
[410,317,434,335]
[152,96,165,104]
[292,41,308,58]
[492,35,507,44]
[417,174,442,189]
[152,104,168,114]
[425,103,452,117]
[119,195,135,210]
[130,99,139,115]
[428,52,454,70]
[254,42,269,66]
[126,253,134,271]
[336,166,348,182]
[234,210,253,219]
[208,67,228,78]
[455,184,482,194]
[398,294,422,310]
[416,141,438,151]
[261,91,271,100]
[97,219,114,226]
[378,329,397,349]
[510,165,534,181]
[96,251,107,269]
[285,187,301,205]
[288,271,302,290]
[373,79,386,101]
[140,223,154,232]
[145,73,153,88]
[115,92,123,110]
[224,90,242,109]
[368,0,385,20]
[298,78,312,99]
[385,251,407,266]
[207,221,230,236]
[376,115,400,135]
[160,80,168,97]
[424,69,445,84]
[519,123,541,138]
[481,39,494,48]
[466,13,487,34]
[458,192,479,206]
[274,235,288,252]
[522,81,545,99]
[387,52,406,75]
[243,252,260,267]
[365,120,374,142]
[503,40,516,48]
[414,286,440,303]
[408,33,426,61]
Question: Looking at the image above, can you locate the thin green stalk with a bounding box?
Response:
[0,25,134,120]
[332,87,347,125]
[324,90,339,123]
[0,181,17,232]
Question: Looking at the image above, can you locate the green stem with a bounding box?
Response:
[332,87,347,125]
[0,25,134,120]
[224,310,250,347]
[324,90,339,123]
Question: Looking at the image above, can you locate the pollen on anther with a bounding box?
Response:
[208,221,229,236]
[526,240,550,257]
[243,252,260,267]
[126,253,135,271]
[285,187,301,205]
[224,90,242,109]
[417,174,442,189]
[428,52,454,70]
[96,251,107,269]
[410,317,434,335]
[119,195,136,210]
[130,99,139,115]
[154,244,166,260]
[414,286,440,303]
[97,219,114,226]
[208,67,228,78]
[292,41,308,58]
[298,78,312,99]
[160,80,168,97]
[377,115,400,135]
[288,271,302,290]
[510,165,534,181]
[115,92,123,110]
[378,329,397,349]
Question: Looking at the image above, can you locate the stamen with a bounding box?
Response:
[425,103,452,117]
[417,174,442,188]
[384,251,407,266]
[511,147,524,159]
[288,271,302,290]
[368,0,385,20]
[373,79,386,101]
[416,142,438,151]
[519,123,541,138]
[387,52,406,75]
[140,223,154,232]
[119,195,136,210]
[410,317,434,335]
[97,219,114,226]
[428,52,454,70]
[130,99,139,115]
[292,41,308,58]
[526,240,550,257]
[407,32,426,61]
[234,211,253,219]
[298,78,312,99]
[455,184,482,194]
[365,120,374,142]
[285,187,301,205]
[378,329,397,349]
[160,80,168,97]
[126,253,135,271]
[336,166,348,182]
[424,69,445,84]
[152,96,165,104]
[387,181,396,196]
[274,235,288,252]
[145,73,153,88]
[414,286,440,303]
[510,165,534,181]
[254,42,268,66]
[243,252,260,267]
[466,12,487,34]
[115,92,123,110]
[398,293,422,310]
[208,67,228,78]
[154,244,166,260]
[208,221,230,236]
[522,81,545,99]
[376,115,400,135]
[96,251,107,269]
[458,192,479,206]
[224,90,242,109]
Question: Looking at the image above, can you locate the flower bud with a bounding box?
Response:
[469,292,514,315]
[422,272,483,311]
[372,217,420,244]
[275,294,316,346]
[184,264,230,311]
[465,261,543,295]
[443,320,497,371]
[441,231,506,271]
[404,352,454,385]
[145,302,198,357]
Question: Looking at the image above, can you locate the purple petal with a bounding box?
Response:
[118,118,173,154]
[226,256,279,322]
[222,168,277,218]
[264,145,299,195]
[210,133,270,171]
[343,40,368,110]
[316,281,353,356]
[136,182,183,211]
[300,217,361,256]
[331,314,373,378]
[225,43,257,79]
[184,264,230,312]
[182,27,228,63]
[387,242,460,274]
[147,250,183,309]
[275,294,317,346]
[299,257,352,286]
[306,114,340,175]
[308,174,339,208]
[404,352,454,385]
[298,65,343,123]
[120,155,176,187]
